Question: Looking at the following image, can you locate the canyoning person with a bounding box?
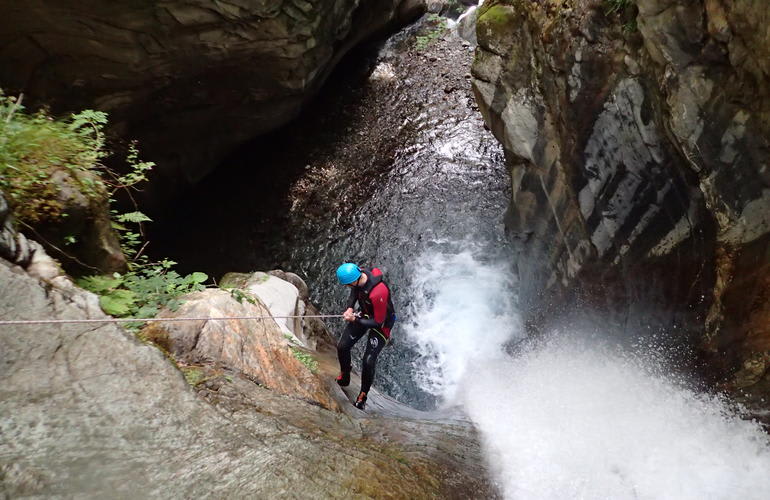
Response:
[335,262,396,410]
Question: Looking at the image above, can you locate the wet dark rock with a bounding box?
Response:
[0,193,34,268]
[473,0,770,412]
[28,170,125,275]
[0,0,427,203]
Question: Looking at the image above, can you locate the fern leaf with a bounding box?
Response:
[116,211,152,223]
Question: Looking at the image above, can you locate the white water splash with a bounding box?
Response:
[462,337,770,499]
[403,244,520,402]
[406,246,770,499]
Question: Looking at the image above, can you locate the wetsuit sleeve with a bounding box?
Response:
[345,287,357,310]
[356,283,389,328]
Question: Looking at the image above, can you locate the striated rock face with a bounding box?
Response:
[0,218,496,497]
[472,0,770,405]
[0,0,425,200]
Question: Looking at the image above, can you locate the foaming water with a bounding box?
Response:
[404,243,521,402]
[407,245,770,499]
[462,337,770,499]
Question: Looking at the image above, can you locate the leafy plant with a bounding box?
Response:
[605,0,633,16]
[225,287,257,305]
[284,333,319,373]
[1,89,214,331]
[291,346,319,373]
[78,266,208,318]
[415,14,448,51]
[0,92,107,223]
[79,193,209,324]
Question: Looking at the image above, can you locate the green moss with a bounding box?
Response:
[219,272,251,289]
[181,366,207,386]
[478,3,516,27]
[476,2,521,46]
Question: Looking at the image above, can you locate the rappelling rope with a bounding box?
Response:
[0,314,342,326]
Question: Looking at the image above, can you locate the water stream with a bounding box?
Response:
[154,15,770,499]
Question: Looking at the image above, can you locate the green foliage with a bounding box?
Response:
[116,211,152,224]
[290,346,319,373]
[0,89,156,229]
[605,0,633,16]
[78,265,208,320]
[118,143,154,188]
[226,287,257,305]
[284,333,319,373]
[80,185,210,326]
[0,89,212,335]
[415,14,448,51]
[0,92,106,223]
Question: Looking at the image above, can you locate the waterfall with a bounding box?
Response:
[405,243,770,499]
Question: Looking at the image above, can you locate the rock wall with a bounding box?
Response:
[0,206,497,497]
[472,0,770,405]
[0,0,424,201]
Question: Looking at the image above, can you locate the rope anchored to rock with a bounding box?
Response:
[0,314,342,326]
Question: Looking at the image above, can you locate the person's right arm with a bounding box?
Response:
[342,288,357,321]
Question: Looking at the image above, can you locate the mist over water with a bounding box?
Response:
[406,242,770,499]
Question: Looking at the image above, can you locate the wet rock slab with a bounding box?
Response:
[0,249,497,497]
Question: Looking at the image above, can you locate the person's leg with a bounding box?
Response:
[359,331,386,395]
[337,322,367,382]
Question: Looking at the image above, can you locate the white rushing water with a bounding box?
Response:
[403,242,520,402]
[404,245,770,499]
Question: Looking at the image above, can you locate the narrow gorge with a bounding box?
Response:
[2,1,770,498]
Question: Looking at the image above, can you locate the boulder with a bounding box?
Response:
[141,287,340,411]
[32,170,125,275]
[221,270,335,350]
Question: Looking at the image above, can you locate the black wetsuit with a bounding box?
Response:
[337,267,396,395]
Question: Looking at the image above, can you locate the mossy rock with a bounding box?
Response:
[219,272,251,289]
[476,2,525,57]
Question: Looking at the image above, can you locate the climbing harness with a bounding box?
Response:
[353,312,394,345]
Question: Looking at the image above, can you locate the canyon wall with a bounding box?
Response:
[472,0,770,405]
[0,0,424,200]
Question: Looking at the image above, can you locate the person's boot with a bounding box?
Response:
[354,391,367,410]
[336,371,350,387]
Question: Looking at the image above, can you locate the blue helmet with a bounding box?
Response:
[336,263,361,285]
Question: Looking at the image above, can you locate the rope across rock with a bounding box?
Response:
[0,314,342,326]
